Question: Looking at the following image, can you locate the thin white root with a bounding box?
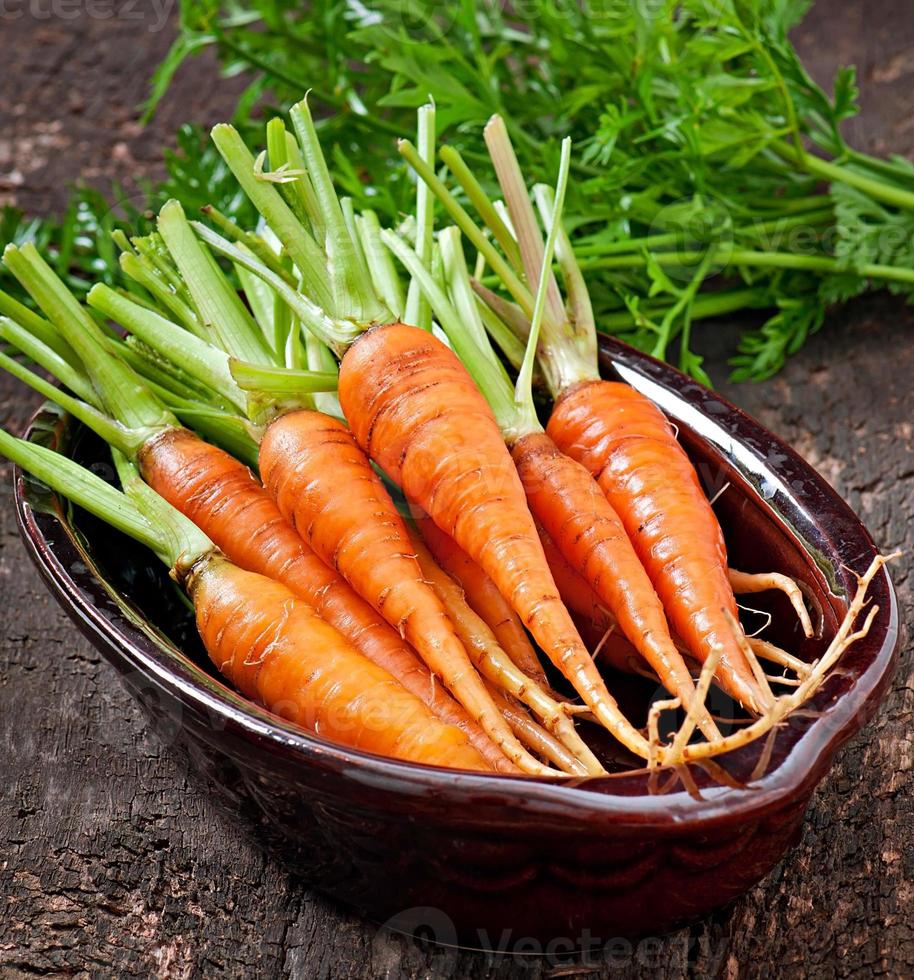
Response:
[410,532,606,774]
[749,637,812,679]
[591,622,616,659]
[647,698,681,770]
[766,674,802,688]
[736,601,773,638]
[725,608,777,710]
[729,568,815,638]
[695,759,748,790]
[667,641,724,761]
[655,553,891,766]
[675,764,704,801]
[559,702,594,717]
[708,481,731,507]
[750,725,780,781]
[488,685,591,776]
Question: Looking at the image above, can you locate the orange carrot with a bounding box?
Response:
[536,519,610,629]
[412,510,549,688]
[409,531,605,775]
[485,683,589,775]
[511,430,718,739]
[258,407,552,774]
[534,522,675,684]
[414,111,771,717]
[188,555,492,770]
[140,426,517,774]
[436,116,773,712]
[0,421,492,773]
[548,380,771,713]
[338,321,650,759]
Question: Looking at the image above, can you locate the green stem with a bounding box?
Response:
[772,140,914,213]
[118,337,227,411]
[398,139,536,318]
[157,200,273,366]
[234,264,281,352]
[340,198,369,285]
[131,235,195,308]
[119,252,205,337]
[167,407,261,470]
[289,98,387,325]
[0,428,170,559]
[439,143,523,274]
[0,289,78,367]
[0,318,97,406]
[3,243,176,434]
[303,331,343,420]
[0,349,143,457]
[228,360,338,395]
[264,119,319,235]
[581,247,914,286]
[88,285,247,412]
[200,204,297,286]
[514,137,571,430]
[437,227,492,353]
[754,194,833,214]
[651,248,716,361]
[576,208,834,258]
[472,284,530,369]
[484,115,566,332]
[211,123,335,313]
[110,449,213,573]
[191,222,360,355]
[355,210,406,319]
[404,103,437,331]
[597,287,769,330]
[532,183,597,368]
[846,148,914,189]
[751,37,804,158]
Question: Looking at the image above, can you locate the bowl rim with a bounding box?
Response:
[14,336,899,831]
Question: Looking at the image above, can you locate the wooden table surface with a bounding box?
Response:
[1,3,911,977]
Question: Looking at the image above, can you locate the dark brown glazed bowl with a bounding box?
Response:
[13,337,899,949]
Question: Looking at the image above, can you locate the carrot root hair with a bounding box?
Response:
[652,553,893,768]
[729,567,816,638]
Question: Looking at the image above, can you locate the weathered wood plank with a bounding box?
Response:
[0,2,911,977]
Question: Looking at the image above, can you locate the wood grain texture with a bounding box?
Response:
[0,2,911,976]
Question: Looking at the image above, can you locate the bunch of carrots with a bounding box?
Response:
[0,99,886,777]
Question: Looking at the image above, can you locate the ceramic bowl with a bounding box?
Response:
[14,337,899,948]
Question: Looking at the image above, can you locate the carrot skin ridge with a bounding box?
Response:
[338,322,651,759]
[511,431,720,741]
[257,408,547,774]
[139,426,515,773]
[412,509,550,688]
[188,555,492,771]
[547,379,769,714]
[409,531,606,776]
[486,684,589,776]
